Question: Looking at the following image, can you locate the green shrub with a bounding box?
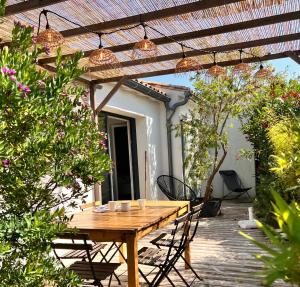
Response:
[241,191,300,286]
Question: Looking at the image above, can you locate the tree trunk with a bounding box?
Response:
[203,149,228,202]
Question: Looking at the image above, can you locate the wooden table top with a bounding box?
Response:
[68,200,189,233]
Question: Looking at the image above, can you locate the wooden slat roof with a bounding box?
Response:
[1,0,300,83]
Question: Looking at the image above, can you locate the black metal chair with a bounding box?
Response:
[138,212,200,287]
[157,175,201,207]
[150,203,204,284]
[219,170,252,200]
[52,233,120,287]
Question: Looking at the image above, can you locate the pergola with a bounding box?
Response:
[1,0,300,112]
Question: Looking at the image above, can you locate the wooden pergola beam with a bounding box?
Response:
[95,76,127,113]
[91,49,300,84]
[59,0,243,38]
[88,32,300,73]
[4,0,67,16]
[286,51,300,65]
[39,10,300,65]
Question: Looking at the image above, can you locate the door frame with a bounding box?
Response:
[99,111,140,201]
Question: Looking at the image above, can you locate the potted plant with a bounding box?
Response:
[179,72,260,216]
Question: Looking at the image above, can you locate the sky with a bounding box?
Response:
[142,58,300,89]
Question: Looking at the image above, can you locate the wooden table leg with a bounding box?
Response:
[119,242,126,263]
[184,242,191,269]
[126,233,139,287]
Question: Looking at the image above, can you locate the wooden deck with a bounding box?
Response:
[91,202,289,286]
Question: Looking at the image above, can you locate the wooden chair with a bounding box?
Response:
[80,201,124,283]
[52,233,120,287]
[150,203,204,284]
[137,212,198,287]
[55,202,121,284]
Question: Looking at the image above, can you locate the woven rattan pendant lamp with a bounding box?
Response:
[132,23,157,59]
[36,10,64,48]
[206,52,226,77]
[89,33,118,67]
[175,44,202,73]
[255,63,272,79]
[234,50,251,75]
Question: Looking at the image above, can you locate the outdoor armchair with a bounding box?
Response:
[219,170,252,200]
[157,175,201,207]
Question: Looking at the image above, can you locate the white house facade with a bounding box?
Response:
[93,80,256,203]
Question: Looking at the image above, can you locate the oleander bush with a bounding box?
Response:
[0,22,111,286]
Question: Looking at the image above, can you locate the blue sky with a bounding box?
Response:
[142,58,300,89]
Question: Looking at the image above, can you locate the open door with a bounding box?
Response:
[98,112,139,203]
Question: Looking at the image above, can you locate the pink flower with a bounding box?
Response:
[9,75,16,81]
[2,159,9,168]
[57,129,65,139]
[32,36,37,45]
[17,83,31,94]
[43,44,50,55]
[2,67,16,76]
[235,154,241,161]
[37,80,46,88]
[99,140,107,150]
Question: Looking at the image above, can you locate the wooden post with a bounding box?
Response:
[144,150,147,199]
[89,83,101,203]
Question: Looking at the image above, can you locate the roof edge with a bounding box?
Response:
[123,79,171,103]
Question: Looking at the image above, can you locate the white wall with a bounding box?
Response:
[95,83,169,200]
[212,118,256,198]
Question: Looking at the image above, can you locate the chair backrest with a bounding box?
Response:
[219,170,242,191]
[190,203,204,241]
[157,175,197,201]
[51,232,97,280]
[163,212,192,266]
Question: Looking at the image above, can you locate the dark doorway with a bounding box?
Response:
[98,112,140,204]
[113,126,131,200]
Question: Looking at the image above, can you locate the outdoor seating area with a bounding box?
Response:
[57,201,289,287]
[0,1,299,287]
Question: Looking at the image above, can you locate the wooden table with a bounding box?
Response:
[69,200,189,287]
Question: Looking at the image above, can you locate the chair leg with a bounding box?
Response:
[108,274,113,287]
[99,242,116,263]
[138,267,153,286]
[165,273,176,287]
[222,191,233,200]
[171,265,190,287]
[152,265,173,287]
[180,254,204,282]
[98,249,121,285]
